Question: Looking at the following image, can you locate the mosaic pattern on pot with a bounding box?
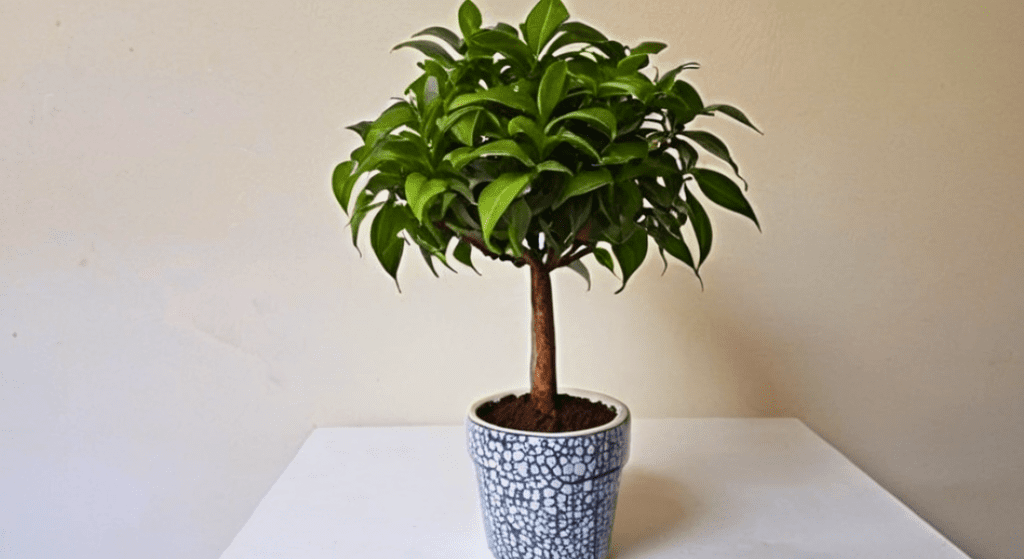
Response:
[466,418,630,559]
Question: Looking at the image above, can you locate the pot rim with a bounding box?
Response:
[467,388,629,438]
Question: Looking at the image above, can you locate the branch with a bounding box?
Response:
[435,221,527,268]
[540,247,562,272]
[547,220,596,270]
[550,243,594,270]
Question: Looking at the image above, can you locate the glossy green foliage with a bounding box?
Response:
[333,0,760,291]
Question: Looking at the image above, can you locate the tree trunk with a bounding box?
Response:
[529,261,557,418]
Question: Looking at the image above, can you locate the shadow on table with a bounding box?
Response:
[609,467,697,557]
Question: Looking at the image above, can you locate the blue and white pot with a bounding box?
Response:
[466,389,630,559]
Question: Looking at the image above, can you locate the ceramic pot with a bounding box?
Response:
[466,389,630,559]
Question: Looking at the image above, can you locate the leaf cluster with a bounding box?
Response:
[333,0,760,292]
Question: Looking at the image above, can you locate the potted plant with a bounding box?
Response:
[331,0,759,556]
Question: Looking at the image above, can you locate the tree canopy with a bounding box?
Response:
[333,0,760,293]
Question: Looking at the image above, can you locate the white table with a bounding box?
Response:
[220,418,970,558]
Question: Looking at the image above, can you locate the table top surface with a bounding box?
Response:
[220,418,970,559]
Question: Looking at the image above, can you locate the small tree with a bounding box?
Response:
[332,0,760,423]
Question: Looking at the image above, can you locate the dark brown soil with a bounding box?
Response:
[475,393,618,433]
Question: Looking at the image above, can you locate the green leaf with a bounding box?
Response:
[654,241,669,274]
[631,41,667,55]
[545,21,608,54]
[618,180,643,220]
[597,75,655,101]
[419,246,440,277]
[397,129,431,155]
[545,107,617,138]
[536,218,560,253]
[557,21,607,42]
[358,137,430,175]
[523,181,560,215]
[470,29,533,70]
[602,142,648,165]
[656,67,683,91]
[365,102,416,148]
[553,168,611,208]
[564,195,593,242]
[524,0,570,56]
[537,60,567,122]
[443,146,474,169]
[413,223,454,271]
[593,40,628,61]
[440,191,458,215]
[350,196,384,253]
[452,238,480,274]
[652,95,697,128]
[705,103,762,134]
[453,202,480,229]
[565,57,600,87]
[566,260,591,290]
[449,86,538,116]
[547,129,600,160]
[684,185,712,265]
[404,173,448,223]
[656,62,699,90]
[458,0,483,39]
[690,168,759,229]
[644,152,683,182]
[592,247,616,277]
[412,26,463,53]
[492,22,519,36]
[676,139,699,170]
[452,139,535,171]
[351,199,382,244]
[534,160,572,174]
[370,204,407,290]
[445,178,475,202]
[681,130,744,182]
[478,172,532,250]
[332,161,356,213]
[437,106,483,135]
[449,110,479,146]
[392,40,456,65]
[475,139,535,166]
[477,109,505,138]
[346,121,372,139]
[657,228,696,271]
[672,80,704,112]
[612,227,648,293]
[508,116,547,153]
[616,53,649,75]
[505,199,532,257]
[406,59,447,103]
[639,178,676,209]
[365,172,403,196]
[423,78,441,111]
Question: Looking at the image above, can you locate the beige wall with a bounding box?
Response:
[2,0,1021,557]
